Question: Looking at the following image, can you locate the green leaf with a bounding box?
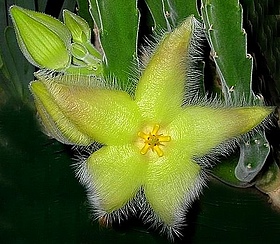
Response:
[201,0,271,188]
[210,151,253,188]
[235,131,270,183]
[172,0,200,21]
[88,0,140,86]
[88,0,101,28]
[242,0,280,95]
[0,26,34,101]
[201,0,254,102]
[145,0,199,32]
[144,0,175,31]
[76,0,94,28]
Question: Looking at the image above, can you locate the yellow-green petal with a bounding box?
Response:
[144,150,202,226]
[135,16,196,124]
[167,106,274,157]
[30,79,142,145]
[86,145,146,213]
[10,5,71,70]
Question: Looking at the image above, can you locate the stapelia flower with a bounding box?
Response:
[29,17,273,238]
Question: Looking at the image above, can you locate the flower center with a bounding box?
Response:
[138,124,171,157]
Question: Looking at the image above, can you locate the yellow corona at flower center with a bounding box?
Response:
[138,124,171,157]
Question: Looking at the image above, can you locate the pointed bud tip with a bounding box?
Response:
[9,5,20,14]
[63,9,91,43]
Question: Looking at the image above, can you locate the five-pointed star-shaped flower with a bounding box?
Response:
[30,17,273,237]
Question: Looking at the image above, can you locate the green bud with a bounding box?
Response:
[63,9,91,43]
[10,5,71,70]
[71,43,88,59]
[63,10,102,59]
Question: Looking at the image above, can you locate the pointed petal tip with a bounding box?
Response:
[238,106,275,131]
[135,15,199,123]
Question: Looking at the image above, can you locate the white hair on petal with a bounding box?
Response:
[136,170,207,241]
[40,13,276,240]
[72,144,140,225]
[194,109,275,170]
[34,69,128,92]
[71,139,209,241]
[70,108,275,240]
[184,17,207,103]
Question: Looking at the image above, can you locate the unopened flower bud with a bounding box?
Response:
[63,10,102,59]
[10,5,71,70]
[63,9,90,43]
